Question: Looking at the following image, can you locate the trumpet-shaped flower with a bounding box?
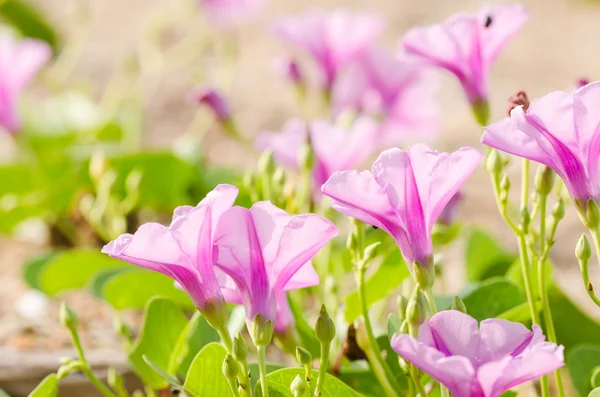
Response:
[0,34,51,134]
[102,185,238,325]
[274,10,383,90]
[256,117,378,190]
[482,82,600,211]
[391,311,564,397]
[214,201,338,334]
[199,0,263,28]
[332,48,438,146]
[401,4,528,124]
[321,144,482,269]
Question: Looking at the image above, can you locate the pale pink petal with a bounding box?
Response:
[282,261,319,291]
[200,0,263,28]
[256,118,307,169]
[274,293,294,333]
[479,4,529,64]
[427,310,481,364]
[326,10,383,67]
[478,319,536,362]
[0,38,51,91]
[573,81,600,186]
[391,334,476,397]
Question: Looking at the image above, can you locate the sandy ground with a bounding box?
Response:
[2,0,600,395]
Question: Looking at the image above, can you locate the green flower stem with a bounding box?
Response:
[489,166,520,234]
[536,196,566,397]
[407,323,428,397]
[257,345,269,397]
[215,325,252,397]
[314,340,330,397]
[226,376,242,397]
[356,267,403,397]
[423,289,449,397]
[237,356,252,397]
[586,228,600,308]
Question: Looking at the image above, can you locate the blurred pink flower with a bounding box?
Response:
[332,48,438,147]
[190,85,232,123]
[274,56,304,87]
[482,82,600,210]
[199,0,263,28]
[214,201,337,328]
[401,4,528,124]
[392,311,564,397]
[102,185,238,321]
[256,117,378,189]
[0,35,51,134]
[321,144,481,268]
[274,10,383,90]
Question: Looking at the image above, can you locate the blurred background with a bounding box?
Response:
[1,0,600,395]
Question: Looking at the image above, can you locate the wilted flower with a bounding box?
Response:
[214,201,338,334]
[198,0,263,28]
[321,144,482,271]
[482,82,600,213]
[0,34,51,134]
[391,311,564,397]
[256,116,378,189]
[274,9,383,91]
[332,48,438,146]
[401,4,528,125]
[102,185,238,326]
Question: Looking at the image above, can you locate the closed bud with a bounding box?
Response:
[89,150,108,182]
[535,166,555,196]
[233,333,248,362]
[413,261,434,290]
[500,174,511,193]
[107,367,125,390]
[486,149,503,175]
[57,360,83,380]
[586,200,600,228]
[472,98,490,127]
[273,167,286,187]
[407,291,427,328]
[520,208,531,231]
[315,305,335,344]
[296,346,312,367]
[552,199,565,220]
[346,232,358,253]
[222,354,239,381]
[363,242,381,264]
[290,374,308,397]
[451,296,467,314]
[258,149,277,176]
[298,142,315,171]
[242,171,255,190]
[251,313,274,347]
[576,234,592,262]
[397,295,408,322]
[59,302,78,330]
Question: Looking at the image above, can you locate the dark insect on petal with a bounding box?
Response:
[484,16,493,28]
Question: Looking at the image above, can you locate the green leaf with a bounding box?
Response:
[500,392,518,397]
[569,345,600,397]
[550,284,600,351]
[0,0,59,52]
[28,373,58,397]
[248,363,285,390]
[465,229,516,281]
[497,301,538,323]
[22,253,55,290]
[37,250,131,296]
[102,269,194,310]
[142,355,185,392]
[256,368,363,397]
[589,388,600,397]
[183,343,230,397]
[288,293,320,357]
[87,268,128,299]
[344,248,409,322]
[591,366,600,389]
[386,314,402,343]
[128,298,189,389]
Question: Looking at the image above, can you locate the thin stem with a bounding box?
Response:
[216,325,250,396]
[490,172,520,234]
[226,375,242,397]
[237,356,252,397]
[586,228,600,308]
[357,267,402,397]
[257,345,269,397]
[408,324,428,397]
[314,341,329,397]
[521,159,530,212]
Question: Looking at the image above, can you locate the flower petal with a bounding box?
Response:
[427,311,480,363]
[478,319,535,362]
[573,81,600,187]
[256,118,308,169]
[478,4,529,64]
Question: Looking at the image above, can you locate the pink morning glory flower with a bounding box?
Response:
[0,34,51,134]
[199,0,263,28]
[332,48,438,147]
[482,82,600,211]
[321,144,482,269]
[102,185,238,323]
[214,201,338,331]
[391,311,564,397]
[401,4,528,125]
[274,9,383,91]
[256,116,378,190]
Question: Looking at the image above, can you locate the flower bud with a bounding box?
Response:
[290,374,308,397]
[520,208,531,231]
[275,57,304,87]
[586,200,600,228]
[413,261,434,290]
[89,150,108,182]
[107,367,125,391]
[191,86,231,123]
[534,166,555,196]
[298,142,315,171]
[315,305,335,344]
[451,296,467,314]
[406,290,427,328]
[363,242,381,264]
[576,234,592,262]
[296,346,312,367]
[273,167,286,187]
[57,360,83,380]
[233,333,248,362]
[200,298,229,331]
[251,313,274,347]
[552,199,565,220]
[59,302,78,330]
[243,171,255,191]
[222,354,239,381]
[471,98,490,126]
[397,295,408,322]
[258,149,277,176]
[486,150,503,175]
[346,232,358,253]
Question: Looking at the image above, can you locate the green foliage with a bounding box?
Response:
[288,293,321,357]
[590,388,600,397]
[568,345,600,397]
[256,368,363,397]
[183,343,230,397]
[128,298,189,389]
[591,366,600,389]
[344,248,409,322]
[23,253,56,290]
[386,314,402,343]
[465,229,516,281]
[0,0,59,51]
[27,374,58,397]
[169,312,220,377]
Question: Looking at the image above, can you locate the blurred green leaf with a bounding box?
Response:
[27,373,58,397]
[568,345,600,396]
[386,314,402,343]
[37,250,130,296]
[101,269,194,310]
[22,253,55,290]
[344,248,409,322]
[247,363,284,390]
[288,293,320,357]
[129,298,189,389]
[465,229,516,281]
[0,0,59,52]
[183,343,229,397]
[590,388,600,397]
[591,366,600,389]
[142,356,186,393]
[256,368,362,397]
[87,267,127,299]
